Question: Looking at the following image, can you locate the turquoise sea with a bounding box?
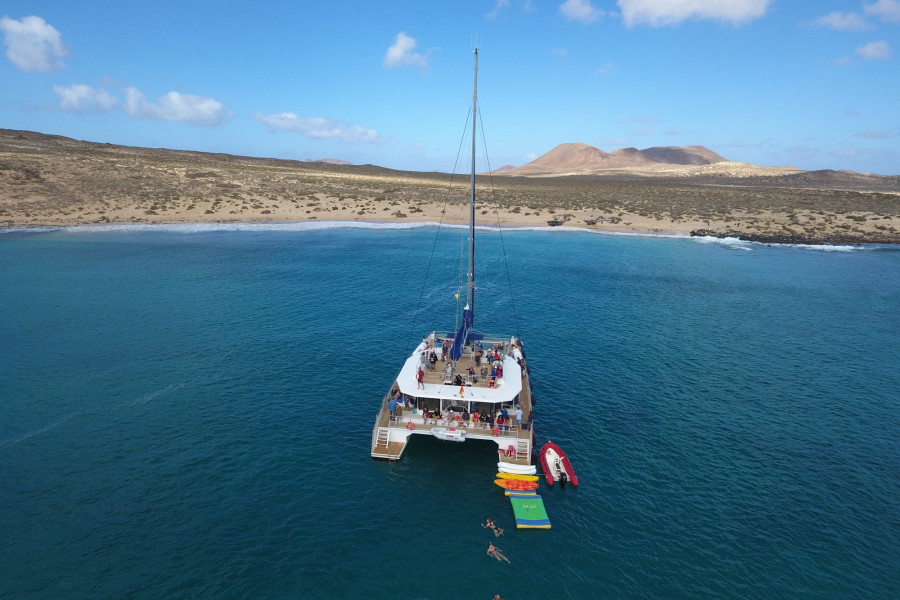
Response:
[1,223,898,600]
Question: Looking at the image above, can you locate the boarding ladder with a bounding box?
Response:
[516,438,530,460]
[375,427,390,448]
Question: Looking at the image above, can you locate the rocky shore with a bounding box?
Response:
[689,229,900,246]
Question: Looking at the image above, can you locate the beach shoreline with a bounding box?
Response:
[2,128,898,244]
[3,200,897,245]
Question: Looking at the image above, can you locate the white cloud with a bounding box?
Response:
[383,32,428,69]
[594,61,617,75]
[559,0,605,24]
[814,11,872,31]
[856,40,891,60]
[251,113,380,143]
[551,47,568,56]
[487,0,510,20]
[125,87,231,126]
[855,128,896,138]
[0,15,67,72]
[864,0,900,23]
[53,84,118,113]
[617,0,772,27]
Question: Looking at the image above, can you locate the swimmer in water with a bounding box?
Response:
[487,542,510,563]
[482,518,504,537]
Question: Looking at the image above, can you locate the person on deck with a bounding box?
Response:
[388,397,397,417]
[515,407,523,426]
[416,367,425,390]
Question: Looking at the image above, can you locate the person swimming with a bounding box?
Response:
[482,518,504,537]
[487,542,510,563]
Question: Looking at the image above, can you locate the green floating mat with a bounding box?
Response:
[510,495,551,529]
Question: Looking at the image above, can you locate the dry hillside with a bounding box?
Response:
[1,129,898,244]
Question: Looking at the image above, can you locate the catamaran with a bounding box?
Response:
[370,49,534,463]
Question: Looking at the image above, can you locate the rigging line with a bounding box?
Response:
[477,103,522,339]
[456,220,467,327]
[404,106,473,354]
[450,106,475,331]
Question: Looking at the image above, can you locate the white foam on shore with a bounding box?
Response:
[56,221,441,234]
[691,235,867,252]
[692,235,755,251]
[0,223,878,250]
[2,221,686,238]
[0,226,61,234]
[785,243,863,252]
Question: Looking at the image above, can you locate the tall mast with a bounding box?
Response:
[467,48,478,317]
[447,49,479,363]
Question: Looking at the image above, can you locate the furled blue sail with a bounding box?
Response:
[449,306,474,360]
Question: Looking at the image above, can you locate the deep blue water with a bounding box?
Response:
[1,223,898,600]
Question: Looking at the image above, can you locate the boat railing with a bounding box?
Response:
[386,412,525,438]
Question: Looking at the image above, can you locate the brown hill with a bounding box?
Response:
[498,143,729,176]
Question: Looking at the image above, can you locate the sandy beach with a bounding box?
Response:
[2,129,899,244]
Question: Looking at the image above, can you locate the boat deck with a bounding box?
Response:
[418,351,517,389]
[371,342,534,462]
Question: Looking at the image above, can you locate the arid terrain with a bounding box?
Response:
[2,129,898,244]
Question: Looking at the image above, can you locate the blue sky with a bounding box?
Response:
[1,1,898,175]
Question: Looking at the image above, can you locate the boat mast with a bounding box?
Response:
[467,48,478,318]
[448,50,479,363]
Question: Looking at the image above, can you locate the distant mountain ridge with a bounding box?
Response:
[497,143,730,176]
[304,157,351,165]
